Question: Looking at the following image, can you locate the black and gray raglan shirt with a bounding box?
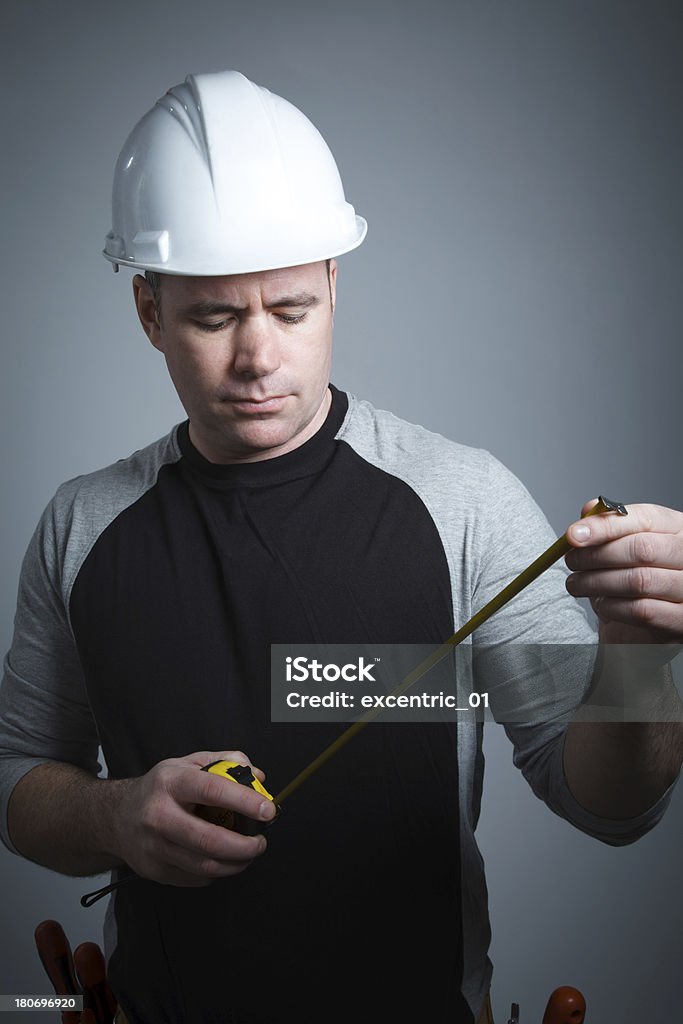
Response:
[0,386,672,1023]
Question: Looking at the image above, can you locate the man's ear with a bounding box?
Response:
[133,274,162,350]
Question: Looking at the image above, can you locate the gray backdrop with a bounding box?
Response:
[1,2,681,1021]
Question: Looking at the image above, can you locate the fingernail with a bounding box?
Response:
[259,801,274,820]
[571,524,591,541]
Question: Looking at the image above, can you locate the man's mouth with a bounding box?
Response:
[228,395,288,413]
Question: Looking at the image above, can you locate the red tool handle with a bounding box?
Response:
[73,942,118,1024]
[542,986,586,1024]
[33,920,81,1024]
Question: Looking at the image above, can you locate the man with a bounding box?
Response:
[0,69,681,1024]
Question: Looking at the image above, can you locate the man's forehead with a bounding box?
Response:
[165,261,328,304]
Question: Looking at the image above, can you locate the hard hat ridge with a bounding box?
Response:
[104,69,367,276]
[156,77,213,190]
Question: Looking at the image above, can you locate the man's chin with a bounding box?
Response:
[219,421,304,461]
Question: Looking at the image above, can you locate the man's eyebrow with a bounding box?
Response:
[266,293,320,309]
[183,300,247,316]
[183,293,321,317]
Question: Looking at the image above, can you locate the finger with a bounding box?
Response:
[182,750,254,769]
[591,596,683,635]
[181,750,268,785]
[565,532,683,572]
[169,766,276,822]
[159,832,266,881]
[566,567,683,602]
[568,503,683,548]
[157,805,269,860]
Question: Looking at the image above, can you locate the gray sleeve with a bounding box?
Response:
[472,453,677,844]
[0,490,101,854]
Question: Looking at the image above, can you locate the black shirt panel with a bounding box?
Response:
[69,387,471,1023]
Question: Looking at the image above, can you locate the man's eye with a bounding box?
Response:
[277,312,308,325]
[195,320,229,332]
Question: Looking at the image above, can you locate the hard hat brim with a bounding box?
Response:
[104,217,368,276]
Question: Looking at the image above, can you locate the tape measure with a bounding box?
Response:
[80,760,276,907]
[197,759,277,836]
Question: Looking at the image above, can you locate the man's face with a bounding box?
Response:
[134,260,336,463]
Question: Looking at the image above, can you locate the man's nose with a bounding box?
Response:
[232,317,281,378]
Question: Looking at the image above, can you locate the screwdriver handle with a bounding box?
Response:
[33,920,82,1024]
[541,986,586,1024]
[73,942,118,1024]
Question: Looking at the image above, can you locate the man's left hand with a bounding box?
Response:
[565,500,683,645]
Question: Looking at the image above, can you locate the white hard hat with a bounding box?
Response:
[104,69,367,275]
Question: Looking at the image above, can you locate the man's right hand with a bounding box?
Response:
[110,749,275,887]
